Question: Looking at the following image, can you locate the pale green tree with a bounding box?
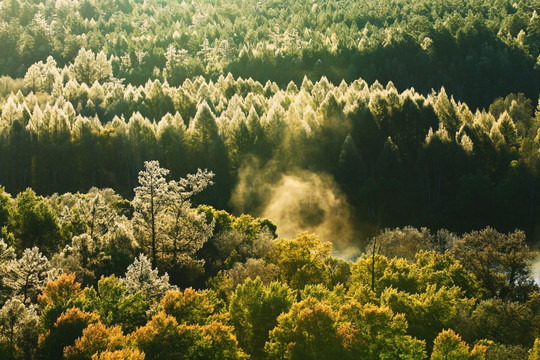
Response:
[70,48,112,85]
[4,247,57,304]
[132,160,170,268]
[0,298,40,360]
[121,254,172,302]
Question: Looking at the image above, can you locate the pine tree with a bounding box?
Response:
[0,239,16,303]
[4,247,56,304]
[0,298,40,360]
[121,254,172,302]
[76,193,116,241]
[132,160,170,268]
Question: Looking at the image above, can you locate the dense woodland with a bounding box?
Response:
[0,0,540,358]
[0,70,539,236]
[0,162,538,359]
[0,0,539,108]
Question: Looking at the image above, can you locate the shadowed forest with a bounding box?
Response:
[0,0,539,359]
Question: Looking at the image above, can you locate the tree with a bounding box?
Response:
[11,188,61,256]
[229,278,295,358]
[38,273,83,330]
[132,161,170,268]
[4,247,56,304]
[268,233,333,290]
[131,312,247,360]
[82,276,149,333]
[497,112,519,149]
[380,285,473,349]
[470,299,537,348]
[162,169,214,281]
[70,48,112,85]
[0,299,40,360]
[265,298,345,360]
[434,88,460,137]
[452,228,537,301]
[91,349,145,360]
[132,160,214,271]
[76,194,116,242]
[161,288,223,325]
[121,254,171,303]
[266,297,425,360]
[530,339,540,360]
[0,187,12,229]
[431,329,486,360]
[0,239,16,302]
[338,301,426,359]
[64,322,128,360]
[368,227,433,261]
[38,308,100,360]
[224,258,279,287]
[53,234,105,286]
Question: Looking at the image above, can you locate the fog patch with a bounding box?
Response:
[230,158,362,259]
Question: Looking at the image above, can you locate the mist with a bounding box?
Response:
[230,158,365,259]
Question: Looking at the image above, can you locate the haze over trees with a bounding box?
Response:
[0,0,539,358]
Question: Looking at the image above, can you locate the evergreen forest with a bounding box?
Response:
[0,0,539,359]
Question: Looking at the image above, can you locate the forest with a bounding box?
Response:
[0,0,539,358]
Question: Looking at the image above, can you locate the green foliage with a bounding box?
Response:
[268,233,333,290]
[10,189,61,256]
[229,278,295,358]
[0,141,536,360]
[265,297,426,360]
[0,298,40,360]
[0,74,537,235]
[452,227,536,301]
[82,276,148,333]
[381,285,474,349]
[1,0,539,109]
[469,299,538,347]
[431,329,486,360]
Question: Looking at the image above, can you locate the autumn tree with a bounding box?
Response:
[63,322,129,360]
[161,288,224,325]
[38,273,83,330]
[431,329,486,360]
[38,308,100,360]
